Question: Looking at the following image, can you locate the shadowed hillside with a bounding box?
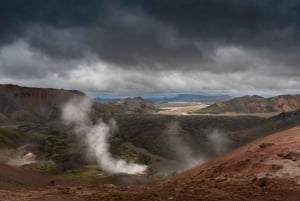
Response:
[0,84,86,121]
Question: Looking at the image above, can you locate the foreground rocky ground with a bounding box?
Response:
[0,127,300,200]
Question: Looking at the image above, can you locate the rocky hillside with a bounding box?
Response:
[0,84,86,121]
[154,126,300,201]
[110,97,158,114]
[0,84,158,121]
[197,94,300,114]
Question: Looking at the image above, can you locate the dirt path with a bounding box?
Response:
[157,103,209,115]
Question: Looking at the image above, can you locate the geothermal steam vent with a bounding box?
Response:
[62,98,148,175]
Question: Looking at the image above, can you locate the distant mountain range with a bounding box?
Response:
[95,94,232,104]
[197,94,300,114]
[4,84,300,121]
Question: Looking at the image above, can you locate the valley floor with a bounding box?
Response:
[155,102,280,117]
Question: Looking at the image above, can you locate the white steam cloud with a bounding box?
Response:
[207,129,231,155]
[164,122,232,172]
[164,121,205,171]
[61,97,148,175]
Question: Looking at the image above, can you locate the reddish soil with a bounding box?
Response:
[0,163,51,187]
[0,84,85,119]
[1,127,300,200]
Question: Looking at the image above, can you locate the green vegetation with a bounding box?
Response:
[0,128,23,147]
[54,165,112,185]
[0,127,43,148]
[151,175,169,184]
[196,105,225,114]
[110,137,151,165]
[23,161,59,172]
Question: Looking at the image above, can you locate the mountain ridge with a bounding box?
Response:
[96,94,232,103]
[197,94,300,114]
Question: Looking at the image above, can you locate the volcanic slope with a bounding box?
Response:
[0,126,300,200]
[156,126,300,201]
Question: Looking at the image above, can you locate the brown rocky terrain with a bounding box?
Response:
[0,84,86,121]
[198,94,300,114]
[0,126,299,200]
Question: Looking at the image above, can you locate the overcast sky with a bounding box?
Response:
[1,0,300,96]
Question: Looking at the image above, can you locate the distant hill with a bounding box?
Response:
[109,97,158,114]
[96,94,232,103]
[197,94,300,114]
[0,84,87,121]
[147,94,232,103]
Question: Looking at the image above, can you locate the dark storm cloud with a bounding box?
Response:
[134,1,299,36]
[1,0,300,93]
[0,40,85,79]
[1,0,299,68]
[24,18,201,68]
[0,1,100,50]
[0,0,202,69]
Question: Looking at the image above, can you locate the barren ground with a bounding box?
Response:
[156,102,280,117]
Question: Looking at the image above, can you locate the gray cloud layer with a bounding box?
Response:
[0,0,300,94]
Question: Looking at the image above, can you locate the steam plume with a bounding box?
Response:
[164,122,231,172]
[164,121,205,171]
[62,98,147,175]
[207,129,231,155]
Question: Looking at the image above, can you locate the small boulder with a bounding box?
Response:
[215,176,227,183]
[22,152,36,163]
[278,150,300,161]
[259,143,274,149]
